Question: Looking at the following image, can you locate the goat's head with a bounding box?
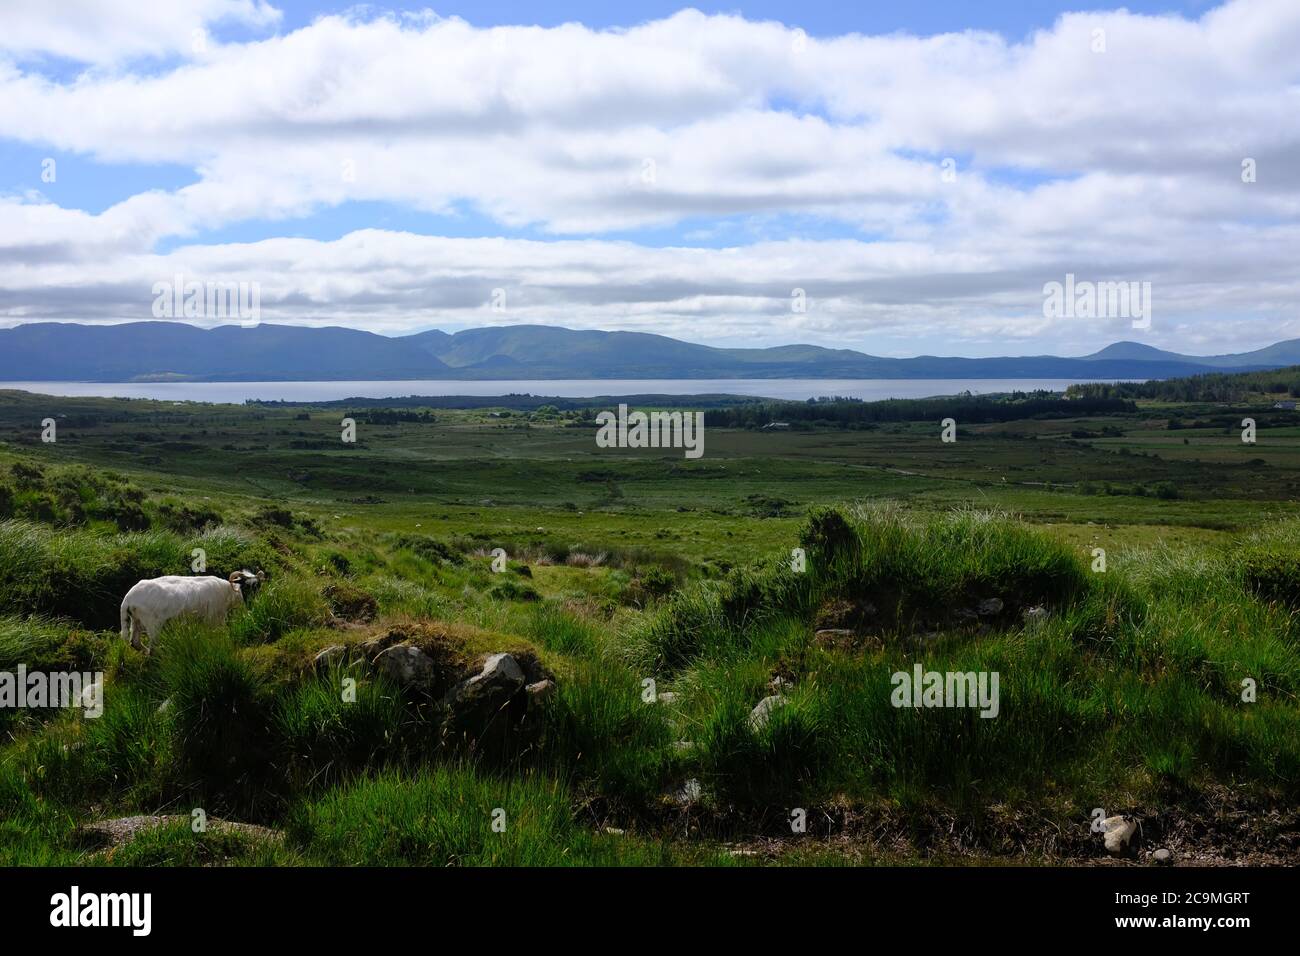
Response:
[227,569,266,599]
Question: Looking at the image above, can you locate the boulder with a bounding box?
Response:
[442,653,528,740]
[374,643,439,690]
[747,695,788,732]
[977,597,1004,616]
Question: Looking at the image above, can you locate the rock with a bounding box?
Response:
[358,635,391,659]
[747,695,789,732]
[1152,847,1173,865]
[656,691,679,705]
[1022,605,1048,626]
[603,826,625,836]
[670,778,703,806]
[1101,815,1138,856]
[81,815,280,851]
[442,652,527,737]
[977,597,1004,616]
[525,678,556,713]
[769,675,793,694]
[374,643,439,690]
[156,697,172,716]
[313,644,347,674]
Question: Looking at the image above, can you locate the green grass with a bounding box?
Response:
[1,388,1298,865]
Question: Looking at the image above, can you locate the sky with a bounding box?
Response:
[0,0,1296,358]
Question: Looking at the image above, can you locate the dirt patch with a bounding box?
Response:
[322,581,378,623]
[585,787,1300,867]
[78,815,281,851]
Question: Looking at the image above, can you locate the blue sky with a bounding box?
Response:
[0,0,1294,357]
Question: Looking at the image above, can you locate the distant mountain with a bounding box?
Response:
[0,322,1291,382]
[1082,339,1300,368]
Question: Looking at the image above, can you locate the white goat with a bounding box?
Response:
[120,571,264,653]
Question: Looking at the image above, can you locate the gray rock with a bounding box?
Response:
[313,644,347,673]
[673,740,696,753]
[525,678,556,713]
[156,697,172,716]
[747,694,789,732]
[374,643,438,689]
[442,653,527,726]
[1022,605,1048,626]
[655,691,679,705]
[769,676,794,694]
[977,597,1005,616]
[814,628,855,642]
[1152,847,1173,866]
[670,778,703,806]
[1101,815,1138,856]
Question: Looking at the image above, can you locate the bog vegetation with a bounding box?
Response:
[0,379,1297,866]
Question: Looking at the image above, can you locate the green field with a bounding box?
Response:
[1,385,1297,866]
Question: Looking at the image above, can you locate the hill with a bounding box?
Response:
[0,321,1293,382]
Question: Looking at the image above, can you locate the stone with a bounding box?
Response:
[977,597,1004,616]
[769,676,793,693]
[673,740,695,753]
[747,694,789,732]
[313,644,347,674]
[1101,815,1138,856]
[442,653,527,727]
[656,691,679,705]
[373,643,439,690]
[156,697,172,716]
[1022,605,1048,626]
[670,778,703,806]
[525,678,556,712]
[1152,847,1173,866]
[81,815,280,851]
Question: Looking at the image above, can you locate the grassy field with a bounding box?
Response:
[0,385,1297,866]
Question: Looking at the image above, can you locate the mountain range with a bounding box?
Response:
[1,322,1297,382]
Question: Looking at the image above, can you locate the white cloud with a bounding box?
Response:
[0,0,281,65]
[0,1,1296,355]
